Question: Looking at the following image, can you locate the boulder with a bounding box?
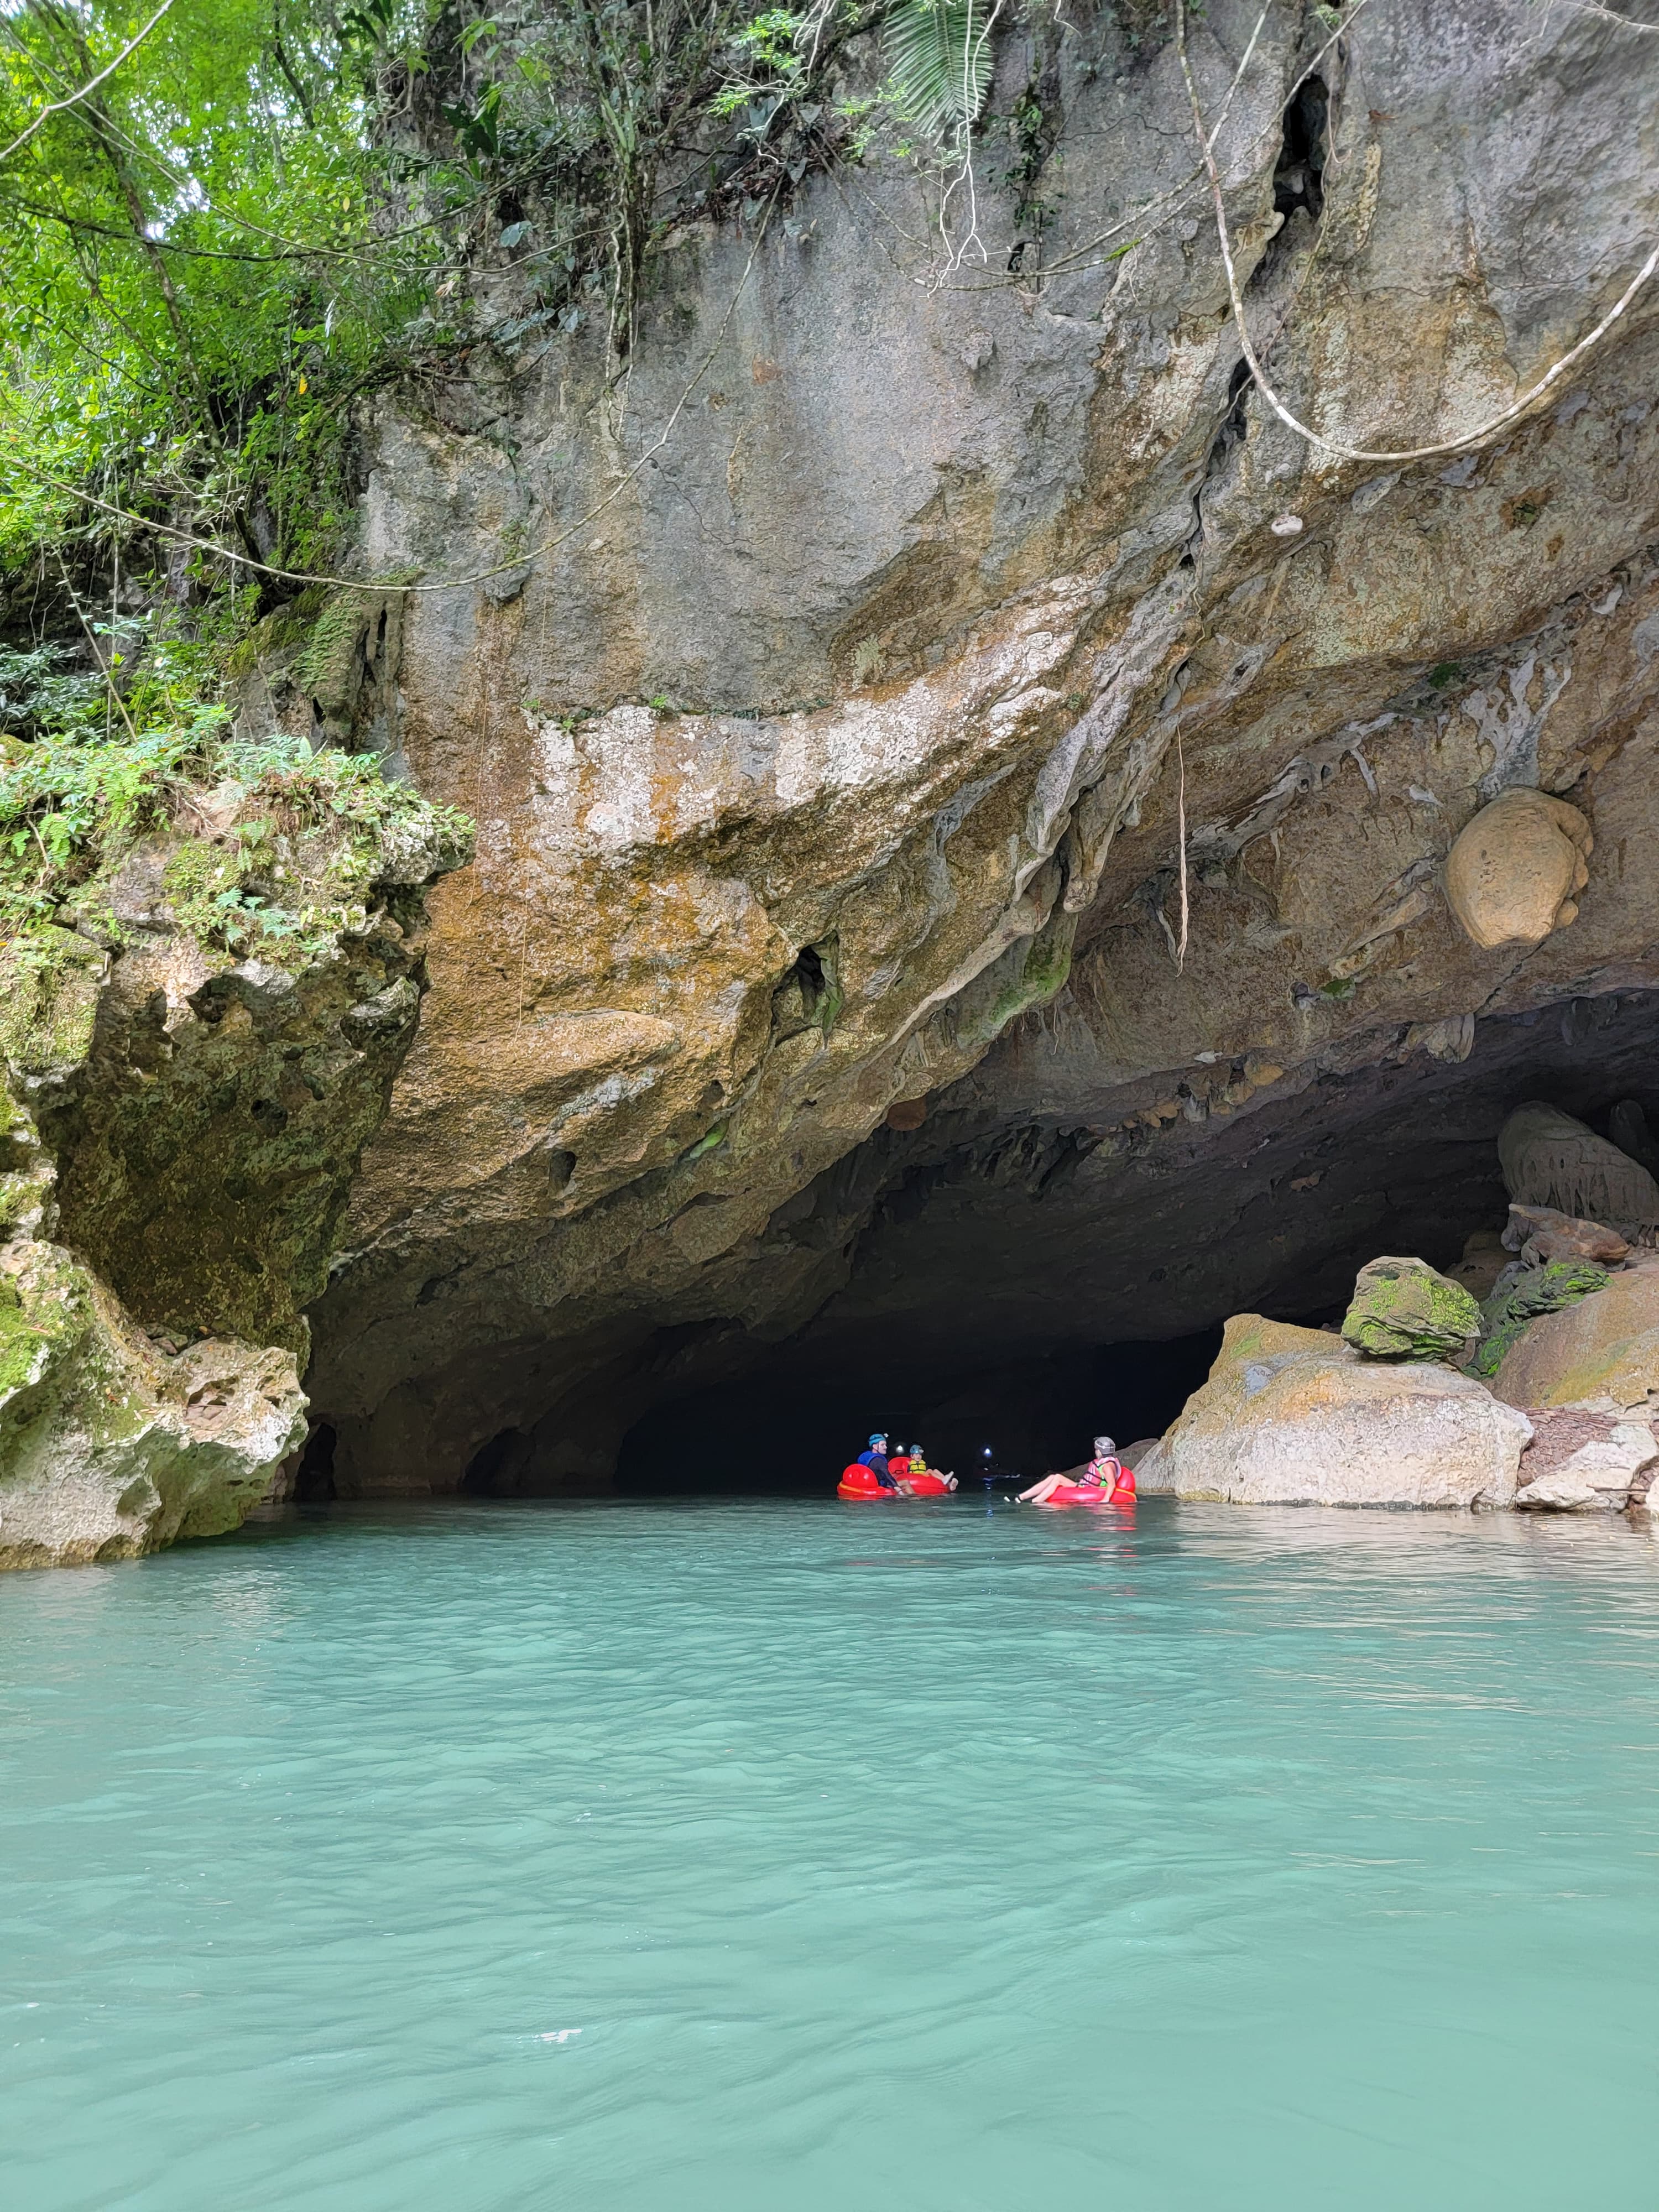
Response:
[1514,1473,1606,1511]
[1448,1229,1510,1303]
[1489,1261,1659,1413]
[1502,1202,1629,1266]
[1471,1257,1610,1377]
[1513,1409,1658,1510]
[1341,1255,1481,1361]
[0,1239,306,1570]
[1498,1102,1659,1230]
[1144,1314,1533,1508]
[1443,788,1592,950]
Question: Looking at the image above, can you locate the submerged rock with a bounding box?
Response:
[1136,1315,1532,1509]
[1489,1263,1659,1415]
[1341,1256,1481,1362]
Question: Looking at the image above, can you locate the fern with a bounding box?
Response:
[885,0,995,145]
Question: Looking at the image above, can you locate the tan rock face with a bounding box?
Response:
[1135,1314,1532,1509]
[1489,1264,1659,1414]
[1444,789,1593,951]
[248,8,1659,1493]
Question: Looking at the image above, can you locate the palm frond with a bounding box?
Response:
[885,0,994,144]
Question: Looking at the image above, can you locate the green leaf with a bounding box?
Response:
[885,0,995,144]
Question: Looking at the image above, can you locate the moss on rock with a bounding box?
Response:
[0,1232,306,1570]
[1471,1259,1612,1379]
[1342,1255,1483,1361]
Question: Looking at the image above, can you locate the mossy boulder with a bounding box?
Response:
[1486,1263,1659,1413]
[1342,1255,1482,1362]
[1469,1259,1610,1379]
[0,1235,305,1569]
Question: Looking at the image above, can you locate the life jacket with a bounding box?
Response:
[1083,1455,1120,1489]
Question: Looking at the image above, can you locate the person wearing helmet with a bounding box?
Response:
[857,1433,900,1491]
[1018,1436,1132,1506]
[904,1445,958,1493]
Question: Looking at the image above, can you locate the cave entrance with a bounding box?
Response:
[612,1328,1223,1495]
[603,995,1659,1501]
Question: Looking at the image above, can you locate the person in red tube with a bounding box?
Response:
[1019,1436,1135,1506]
[902,1446,957,1493]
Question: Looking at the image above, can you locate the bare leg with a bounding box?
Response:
[1018,1474,1068,1505]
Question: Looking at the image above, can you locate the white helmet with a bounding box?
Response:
[1094,1434,1115,1454]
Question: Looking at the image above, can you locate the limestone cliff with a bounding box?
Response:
[0,780,469,1564]
[274,0,1659,1494]
[15,0,1659,1528]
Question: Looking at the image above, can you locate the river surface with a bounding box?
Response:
[5,1496,1659,2210]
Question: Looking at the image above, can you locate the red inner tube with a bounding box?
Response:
[1042,1475,1136,1508]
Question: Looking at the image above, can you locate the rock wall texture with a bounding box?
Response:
[198,3,1659,1495]
[1134,1313,1533,1507]
[0,803,465,1564]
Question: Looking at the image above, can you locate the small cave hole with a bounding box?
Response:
[294,1422,337,1503]
[1274,77,1328,223]
[772,937,841,1040]
[464,1427,531,1495]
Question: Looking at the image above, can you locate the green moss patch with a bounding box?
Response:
[1470,1260,1610,1378]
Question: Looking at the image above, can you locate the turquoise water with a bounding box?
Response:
[5,1498,1659,2210]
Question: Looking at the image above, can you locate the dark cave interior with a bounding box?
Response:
[362,991,1659,1505]
[611,1328,1227,1494]
[604,991,1659,1495]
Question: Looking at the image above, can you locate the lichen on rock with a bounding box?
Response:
[1472,1258,1611,1380]
[1488,1263,1659,1415]
[1342,1255,1481,1363]
[0,748,471,1566]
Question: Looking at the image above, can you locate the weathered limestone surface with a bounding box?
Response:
[1499,1103,1659,1231]
[1490,1262,1659,1415]
[1133,1314,1532,1508]
[0,809,464,1564]
[248,0,1659,1495]
[0,1237,305,1568]
[1514,1418,1657,1511]
[1444,790,1592,951]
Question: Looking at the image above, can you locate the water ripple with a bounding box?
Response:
[3,1498,1659,2209]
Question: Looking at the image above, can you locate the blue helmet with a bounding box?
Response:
[868,1432,888,1448]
